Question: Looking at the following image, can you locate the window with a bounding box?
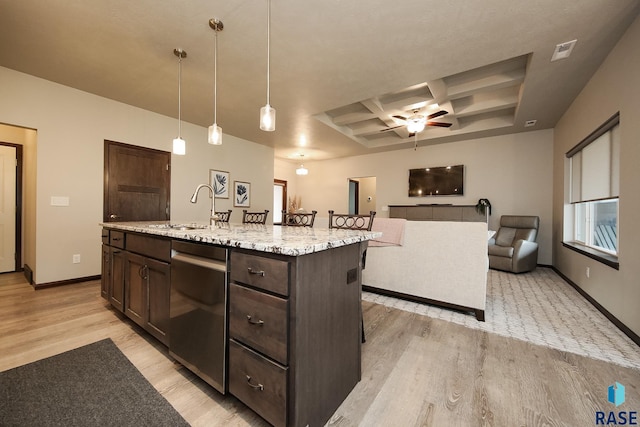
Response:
[565,113,620,263]
[573,199,618,254]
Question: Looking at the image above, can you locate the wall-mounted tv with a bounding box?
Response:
[408,165,464,197]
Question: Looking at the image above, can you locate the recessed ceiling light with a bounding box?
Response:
[551,39,577,62]
[525,120,537,127]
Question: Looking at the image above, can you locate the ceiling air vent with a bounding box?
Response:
[551,39,577,62]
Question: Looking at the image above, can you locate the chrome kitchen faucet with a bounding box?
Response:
[190,184,219,225]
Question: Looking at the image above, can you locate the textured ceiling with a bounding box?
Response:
[0,0,638,162]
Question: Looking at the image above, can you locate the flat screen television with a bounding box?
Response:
[408,165,464,197]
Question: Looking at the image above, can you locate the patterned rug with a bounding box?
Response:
[363,267,640,370]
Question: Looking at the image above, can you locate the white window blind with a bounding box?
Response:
[567,113,620,203]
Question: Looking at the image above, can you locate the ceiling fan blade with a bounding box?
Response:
[391,115,408,121]
[427,121,452,128]
[427,110,448,120]
[379,125,404,133]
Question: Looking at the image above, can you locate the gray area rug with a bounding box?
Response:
[0,338,189,427]
[364,267,640,370]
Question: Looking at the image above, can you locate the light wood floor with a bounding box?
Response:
[1,272,639,426]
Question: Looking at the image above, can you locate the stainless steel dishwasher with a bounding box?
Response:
[169,240,228,394]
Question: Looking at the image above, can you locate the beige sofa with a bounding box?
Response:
[362,219,489,320]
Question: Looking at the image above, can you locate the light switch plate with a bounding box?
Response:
[51,196,70,206]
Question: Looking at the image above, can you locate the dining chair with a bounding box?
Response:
[328,210,376,231]
[215,209,232,223]
[242,209,269,224]
[281,210,317,227]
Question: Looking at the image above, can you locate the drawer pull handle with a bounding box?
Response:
[247,268,265,277]
[112,237,122,241]
[246,375,264,391]
[246,315,264,326]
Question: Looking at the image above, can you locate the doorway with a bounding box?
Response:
[348,176,376,215]
[273,179,287,224]
[0,143,22,273]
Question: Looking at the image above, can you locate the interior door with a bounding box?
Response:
[0,145,16,272]
[104,141,171,222]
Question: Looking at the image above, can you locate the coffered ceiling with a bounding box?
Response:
[0,0,638,162]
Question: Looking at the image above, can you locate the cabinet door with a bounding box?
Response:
[101,245,110,300]
[109,248,126,313]
[125,252,147,328]
[146,257,170,346]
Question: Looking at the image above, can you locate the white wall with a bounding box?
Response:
[553,15,640,336]
[0,66,274,285]
[274,158,299,211]
[296,130,554,264]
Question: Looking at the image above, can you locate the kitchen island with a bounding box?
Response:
[101,221,380,427]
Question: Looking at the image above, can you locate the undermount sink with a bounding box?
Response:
[171,225,199,231]
[146,223,209,231]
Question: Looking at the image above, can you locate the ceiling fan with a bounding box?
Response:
[382,109,452,137]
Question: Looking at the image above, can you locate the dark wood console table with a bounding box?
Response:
[389,205,487,222]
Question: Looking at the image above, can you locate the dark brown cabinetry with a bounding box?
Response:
[101,229,126,312]
[228,245,363,427]
[101,244,109,300]
[101,228,171,345]
[125,252,171,345]
[109,247,126,312]
[229,252,290,427]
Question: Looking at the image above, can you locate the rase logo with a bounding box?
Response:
[610,382,626,407]
[596,382,637,425]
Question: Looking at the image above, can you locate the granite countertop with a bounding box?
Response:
[101,221,382,256]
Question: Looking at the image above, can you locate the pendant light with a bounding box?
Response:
[296,154,308,175]
[208,19,224,145]
[260,0,276,131]
[172,48,187,155]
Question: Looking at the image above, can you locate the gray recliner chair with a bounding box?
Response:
[488,215,540,273]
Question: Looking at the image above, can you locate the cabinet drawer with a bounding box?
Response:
[101,229,110,245]
[109,230,125,249]
[229,340,287,427]
[229,283,288,365]
[126,233,171,262]
[231,252,289,296]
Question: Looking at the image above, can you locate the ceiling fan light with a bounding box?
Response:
[260,104,276,131]
[173,137,186,155]
[208,124,222,145]
[407,119,426,134]
[296,164,308,175]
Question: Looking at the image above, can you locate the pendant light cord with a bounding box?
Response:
[177,55,182,138]
[266,0,271,106]
[214,29,218,123]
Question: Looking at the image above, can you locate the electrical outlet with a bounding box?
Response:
[73,254,81,264]
[586,267,590,278]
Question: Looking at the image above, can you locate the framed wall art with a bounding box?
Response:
[209,169,229,199]
[233,181,251,207]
